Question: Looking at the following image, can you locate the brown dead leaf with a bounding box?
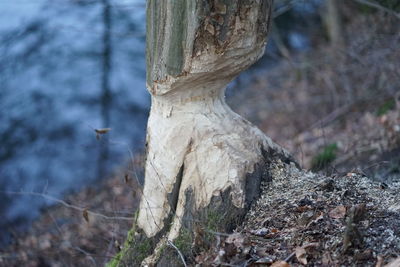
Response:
[271,261,291,267]
[298,210,315,226]
[254,246,269,258]
[225,233,246,248]
[95,128,111,140]
[82,209,89,223]
[376,256,383,267]
[306,212,324,227]
[384,257,400,267]
[295,246,307,265]
[95,128,111,134]
[303,242,319,249]
[322,252,333,266]
[265,228,280,238]
[329,205,346,219]
[296,205,310,212]
[354,249,373,261]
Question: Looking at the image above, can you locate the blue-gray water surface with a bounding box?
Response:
[0,0,149,245]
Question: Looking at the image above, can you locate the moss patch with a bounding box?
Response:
[376,98,396,116]
[106,211,153,267]
[311,143,338,171]
[174,228,193,257]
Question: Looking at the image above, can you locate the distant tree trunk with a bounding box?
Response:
[325,0,345,48]
[111,0,294,266]
[98,0,112,178]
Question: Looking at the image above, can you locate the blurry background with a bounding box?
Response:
[0,0,148,242]
[0,0,399,265]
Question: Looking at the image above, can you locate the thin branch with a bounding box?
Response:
[273,0,302,18]
[70,246,98,266]
[204,229,230,237]
[309,103,351,129]
[353,0,400,19]
[167,240,188,267]
[283,252,295,263]
[1,191,134,221]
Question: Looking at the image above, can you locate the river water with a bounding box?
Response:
[0,0,149,245]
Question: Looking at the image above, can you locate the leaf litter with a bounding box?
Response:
[195,161,400,266]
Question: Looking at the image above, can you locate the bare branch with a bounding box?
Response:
[353,0,400,19]
[1,191,134,221]
[167,240,188,267]
[273,0,302,18]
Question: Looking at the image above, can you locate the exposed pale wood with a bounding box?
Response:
[112,1,295,266]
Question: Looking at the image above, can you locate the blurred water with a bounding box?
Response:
[0,0,149,245]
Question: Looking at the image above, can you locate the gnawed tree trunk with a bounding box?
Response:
[110,0,295,266]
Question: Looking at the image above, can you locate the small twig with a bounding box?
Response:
[103,238,116,266]
[204,229,230,237]
[273,0,302,18]
[109,139,164,232]
[353,0,400,19]
[284,251,296,262]
[362,161,390,171]
[71,246,97,266]
[284,243,319,263]
[167,240,188,267]
[1,191,134,221]
[309,104,351,129]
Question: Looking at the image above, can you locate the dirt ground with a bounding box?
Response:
[195,163,400,266]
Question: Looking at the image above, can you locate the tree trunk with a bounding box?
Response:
[110,1,294,266]
[325,0,345,48]
[98,0,112,179]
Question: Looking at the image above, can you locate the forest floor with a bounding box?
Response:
[1,12,400,267]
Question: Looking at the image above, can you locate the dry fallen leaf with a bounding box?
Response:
[298,210,315,226]
[384,257,400,267]
[329,205,347,219]
[225,233,245,248]
[306,212,324,227]
[94,128,111,139]
[295,246,308,265]
[376,255,383,267]
[322,252,333,266]
[82,209,89,223]
[95,128,111,134]
[82,209,89,222]
[271,260,291,267]
[296,205,310,212]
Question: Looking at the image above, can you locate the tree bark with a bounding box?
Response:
[110,1,295,266]
[98,0,112,179]
[325,0,345,48]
